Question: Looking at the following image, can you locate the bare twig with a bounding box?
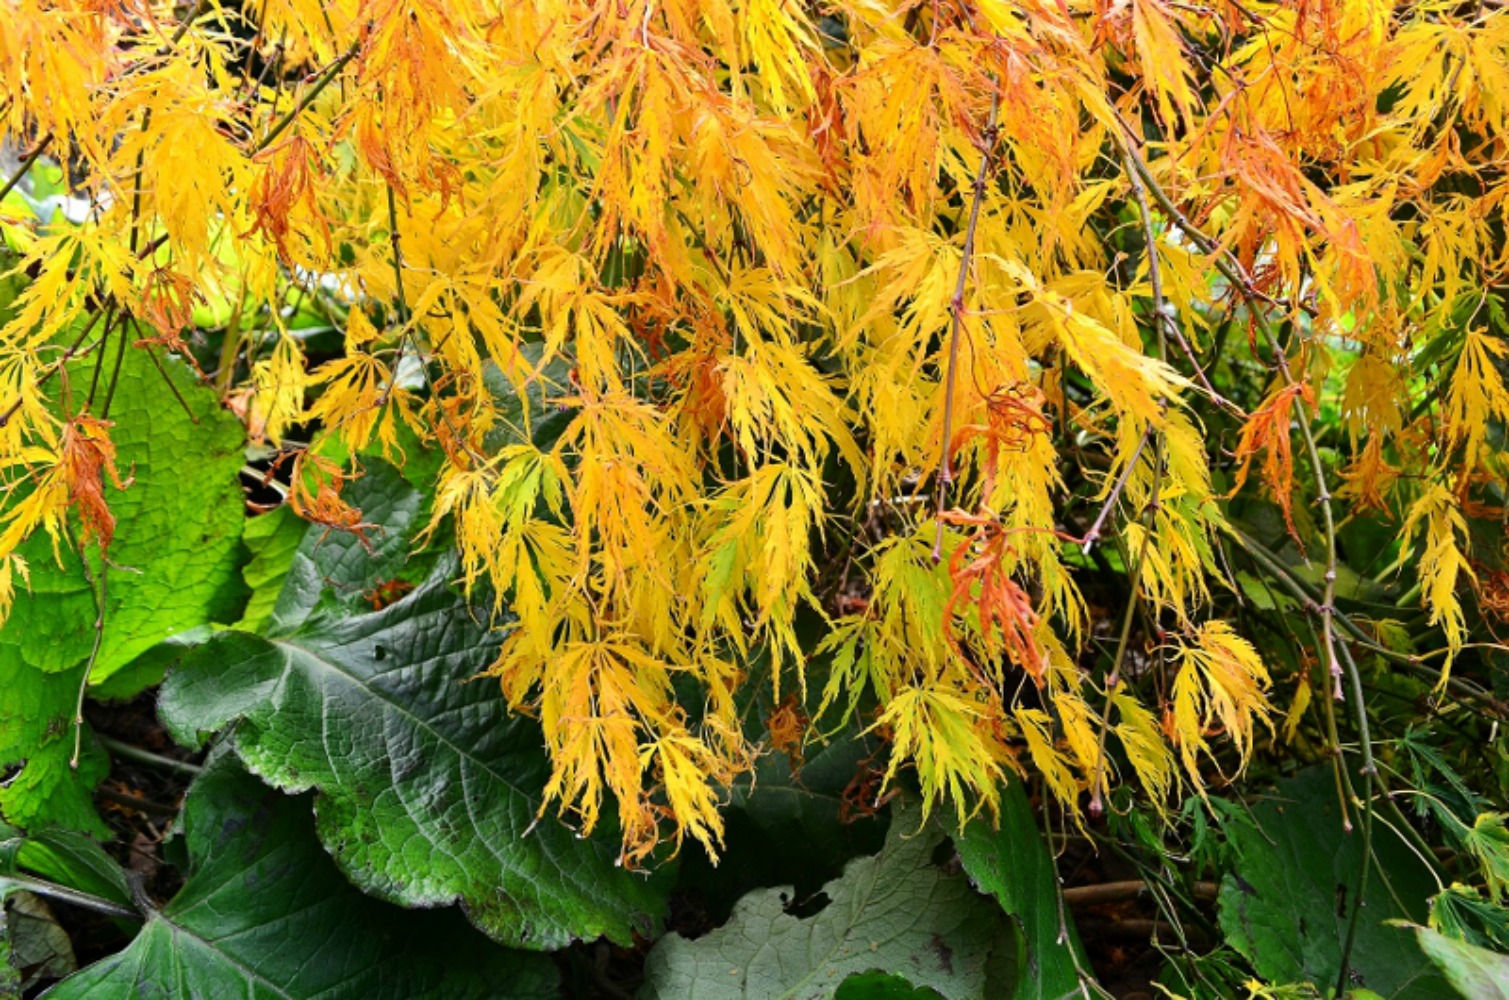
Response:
[1088,143,1184,817]
[1220,523,1507,716]
[1336,634,1378,995]
[376,183,413,411]
[1062,879,1219,907]
[96,785,179,819]
[1081,422,1154,555]
[1088,446,1163,818]
[1114,138,1245,419]
[168,0,213,46]
[96,734,204,777]
[258,42,360,152]
[1115,128,1348,715]
[0,133,53,206]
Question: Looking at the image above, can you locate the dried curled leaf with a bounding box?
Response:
[1228,383,1315,541]
[288,452,377,548]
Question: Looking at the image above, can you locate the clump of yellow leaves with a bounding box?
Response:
[2,0,1508,864]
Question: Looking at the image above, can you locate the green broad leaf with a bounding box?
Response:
[954,780,1088,1000]
[1337,512,1400,582]
[266,457,431,632]
[0,347,243,830]
[158,563,670,950]
[88,626,212,703]
[1217,766,1450,998]
[366,411,447,498]
[729,728,882,860]
[682,732,885,922]
[0,662,108,835]
[0,346,245,678]
[42,755,559,1000]
[0,826,132,910]
[235,505,306,633]
[1408,924,1509,1000]
[638,799,1014,1000]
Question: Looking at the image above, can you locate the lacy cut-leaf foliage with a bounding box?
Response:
[2,0,1508,863]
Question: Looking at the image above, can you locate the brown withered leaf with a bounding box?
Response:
[943,512,1045,687]
[60,414,132,553]
[288,452,378,551]
[1228,382,1315,544]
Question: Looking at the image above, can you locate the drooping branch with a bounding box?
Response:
[1114,124,1347,711]
[932,92,1001,563]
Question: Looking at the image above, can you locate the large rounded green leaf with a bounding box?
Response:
[264,457,432,632]
[43,755,558,999]
[159,565,670,950]
[0,346,245,831]
[0,346,245,678]
[639,800,1014,1000]
[1217,766,1450,998]
[1410,924,1509,1000]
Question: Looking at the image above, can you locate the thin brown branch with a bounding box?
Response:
[1115,140,1246,419]
[1114,127,1348,715]
[1081,421,1154,555]
[257,42,360,153]
[1220,523,1507,717]
[96,785,179,819]
[0,133,53,206]
[1062,880,1219,907]
[932,92,1001,562]
[375,183,413,411]
[1334,634,1378,994]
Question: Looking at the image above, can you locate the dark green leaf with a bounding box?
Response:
[89,626,212,703]
[639,799,1014,1000]
[481,344,575,453]
[954,781,1087,1000]
[266,457,430,632]
[0,827,131,909]
[834,972,944,999]
[678,732,885,924]
[1217,766,1449,998]
[5,893,75,995]
[728,735,885,874]
[159,563,670,950]
[42,755,558,1000]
